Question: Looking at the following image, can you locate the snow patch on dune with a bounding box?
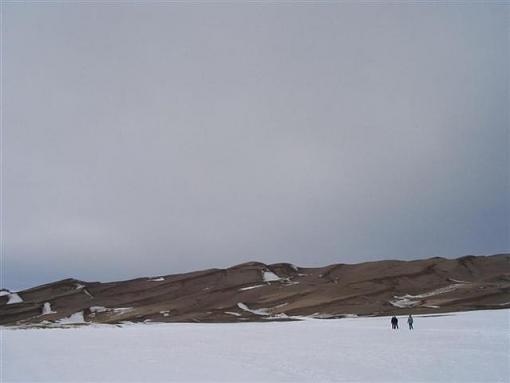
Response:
[236,303,289,318]
[90,306,108,313]
[239,284,265,291]
[57,311,86,324]
[41,302,57,315]
[149,277,165,282]
[89,306,133,316]
[75,284,94,298]
[1,289,24,304]
[225,311,242,317]
[237,303,270,316]
[262,271,281,282]
[390,284,466,308]
[7,293,23,304]
[390,298,420,308]
[112,307,133,315]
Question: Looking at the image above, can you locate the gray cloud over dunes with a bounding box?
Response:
[3,3,509,290]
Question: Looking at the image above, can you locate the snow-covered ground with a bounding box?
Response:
[2,309,509,382]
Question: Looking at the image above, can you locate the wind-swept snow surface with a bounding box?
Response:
[3,310,509,382]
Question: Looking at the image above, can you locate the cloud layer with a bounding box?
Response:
[4,3,509,289]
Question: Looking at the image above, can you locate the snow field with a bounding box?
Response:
[2,309,509,382]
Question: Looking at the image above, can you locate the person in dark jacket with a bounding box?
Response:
[391,316,399,329]
[408,314,414,330]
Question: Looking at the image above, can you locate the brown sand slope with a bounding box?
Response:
[1,254,509,326]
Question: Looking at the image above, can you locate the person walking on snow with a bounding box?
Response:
[408,314,414,330]
[391,316,398,329]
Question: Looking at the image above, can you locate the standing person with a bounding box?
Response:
[408,314,414,330]
[391,316,398,330]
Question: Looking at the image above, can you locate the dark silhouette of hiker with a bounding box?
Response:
[391,316,398,329]
[408,314,414,330]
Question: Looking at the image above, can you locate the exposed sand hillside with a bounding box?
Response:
[1,254,509,326]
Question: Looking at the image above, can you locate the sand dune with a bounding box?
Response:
[1,254,509,326]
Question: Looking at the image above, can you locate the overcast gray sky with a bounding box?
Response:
[3,2,509,290]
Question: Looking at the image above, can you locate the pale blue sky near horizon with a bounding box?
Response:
[3,2,509,290]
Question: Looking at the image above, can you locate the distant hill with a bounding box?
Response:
[1,254,509,327]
